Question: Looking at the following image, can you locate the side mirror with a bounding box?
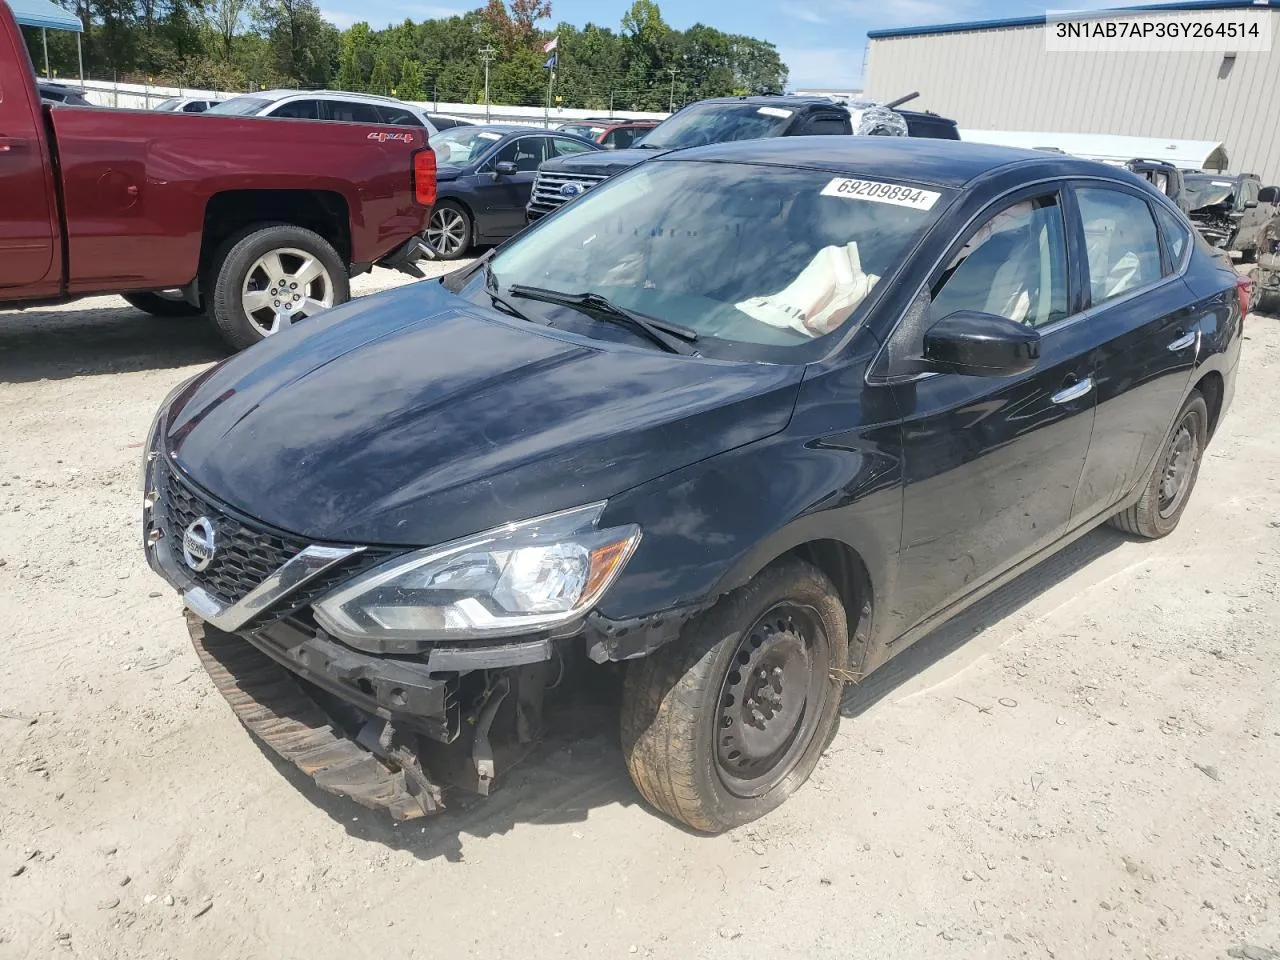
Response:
[1243,199,1259,209]
[923,310,1041,377]
[494,160,517,176]
[1258,186,1279,203]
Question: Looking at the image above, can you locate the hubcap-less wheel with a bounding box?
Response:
[241,248,334,337]
[426,208,467,257]
[1158,419,1198,518]
[715,603,831,799]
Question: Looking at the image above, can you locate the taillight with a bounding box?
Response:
[1236,274,1252,323]
[412,148,437,207]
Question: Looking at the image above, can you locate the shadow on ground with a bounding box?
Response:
[233,527,1130,860]
[0,303,228,382]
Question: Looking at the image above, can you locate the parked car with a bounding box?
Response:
[557,117,660,150]
[0,0,434,351]
[527,95,855,221]
[37,80,91,106]
[1182,172,1278,260]
[424,124,599,258]
[145,136,1244,833]
[899,108,960,139]
[207,89,437,134]
[154,96,223,113]
[428,114,472,130]
[1125,158,1191,213]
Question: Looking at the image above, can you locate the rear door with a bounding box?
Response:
[884,186,1098,637]
[0,58,58,291]
[1070,184,1199,520]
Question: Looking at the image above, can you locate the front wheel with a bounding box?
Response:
[620,557,848,833]
[1108,391,1208,539]
[209,223,349,351]
[424,201,472,260]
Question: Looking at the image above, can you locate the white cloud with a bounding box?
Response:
[319,5,465,29]
[779,46,867,89]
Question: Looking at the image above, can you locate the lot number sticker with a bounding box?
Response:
[822,177,940,210]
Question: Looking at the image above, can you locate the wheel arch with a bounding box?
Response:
[201,190,351,279]
[1193,369,1225,439]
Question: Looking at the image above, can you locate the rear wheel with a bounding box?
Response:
[122,291,204,318]
[620,558,848,833]
[209,224,348,351]
[1108,391,1208,539]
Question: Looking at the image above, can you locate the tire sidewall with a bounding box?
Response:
[1144,393,1209,536]
[427,201,472,261]
[686,562,848,829]
[210,224,349,352]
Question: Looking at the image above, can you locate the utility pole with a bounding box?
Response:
[479,45,496,122]
[668,67,677,113]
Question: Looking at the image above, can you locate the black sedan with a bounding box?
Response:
[424,124,600,258]
[144,137,1245,833]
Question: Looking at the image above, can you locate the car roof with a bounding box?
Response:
[249,89,413,105]
[691,95,837,108]
[455,123,545,134]
[662,136,1120,189]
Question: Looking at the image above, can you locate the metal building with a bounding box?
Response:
[863,0,1280,183]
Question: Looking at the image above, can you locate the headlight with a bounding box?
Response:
[313,502,640,646]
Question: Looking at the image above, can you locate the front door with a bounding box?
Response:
[0,76,57,289]
[1071,185,1199,519]
[474,135,548,239]
[882,187,1098,639]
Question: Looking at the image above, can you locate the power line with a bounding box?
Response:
[478,44,496,121]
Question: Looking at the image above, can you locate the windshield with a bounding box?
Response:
[637,103,796,150]
[488,160,946,357]
[559,123,607,139]
[1184,175,1237,210]
[430,127,505,165]
[154,98,183,111]
[206,96,273,116]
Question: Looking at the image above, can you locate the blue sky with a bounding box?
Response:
[315,0,1117,89]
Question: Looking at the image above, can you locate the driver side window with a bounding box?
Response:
[930,193,1070,330]
[492,137,547,173]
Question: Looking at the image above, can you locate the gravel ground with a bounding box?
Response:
[1,269,1278,960]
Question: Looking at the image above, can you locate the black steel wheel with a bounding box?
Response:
[621,557,849,833]
[1109,390,1208,539]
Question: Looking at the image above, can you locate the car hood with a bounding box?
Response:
[538,146,670,177]
[164,282,802,547]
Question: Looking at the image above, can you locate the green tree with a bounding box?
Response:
[398,58,426,100]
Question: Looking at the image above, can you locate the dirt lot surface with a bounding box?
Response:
[1,270,1278,960]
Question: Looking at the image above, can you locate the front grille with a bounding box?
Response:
[158,461,392,620]
[528,170,609,216]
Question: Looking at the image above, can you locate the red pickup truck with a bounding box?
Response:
[0,0,435,350]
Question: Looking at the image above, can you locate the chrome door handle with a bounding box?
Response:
[1051,377,1094,404]
[1167,330,1197,352]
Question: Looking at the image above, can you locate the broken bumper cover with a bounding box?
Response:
[187,613,443,819]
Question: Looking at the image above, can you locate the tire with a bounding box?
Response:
[424,201,472,260]
[122,291,205,318]
[209,223,349,352]
[1108,391,1208,539]
[620,557,849,833]
[1258,288,1280,316]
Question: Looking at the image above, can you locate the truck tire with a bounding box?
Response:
[620,557,848,833]
[122,291,205,318]
[1108,391,1208,539]
[209,223,349,351]
[424,201,472,260]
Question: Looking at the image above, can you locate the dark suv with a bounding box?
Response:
[1183,172,1278,259]
[527,96,853,220]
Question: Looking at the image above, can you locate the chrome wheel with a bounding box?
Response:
[240,248,334,337]
[714,603,831,799]
[1158,418,1198,518]
[426,207,468,257]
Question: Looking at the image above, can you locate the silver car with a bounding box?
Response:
[207,89,437,135]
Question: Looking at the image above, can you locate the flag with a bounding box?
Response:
[543,36,558,53]
[544,53,557,69]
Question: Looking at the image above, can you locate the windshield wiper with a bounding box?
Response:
[507,285,698,356]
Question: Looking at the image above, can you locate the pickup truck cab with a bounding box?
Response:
[0,0,435,350]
